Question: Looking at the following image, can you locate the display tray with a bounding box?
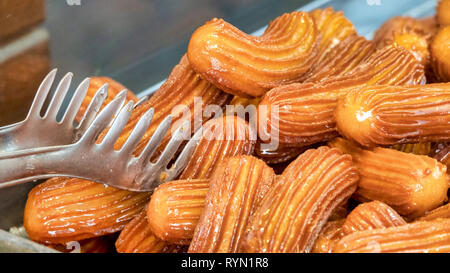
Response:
[0,0,437,252]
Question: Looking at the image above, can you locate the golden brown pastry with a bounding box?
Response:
[24,56,231,244]
[341,201,406,235]
[391,143,431,155]
[75,77,138,123]
[308,8,356,65]
[179,116,256,179]
[431,26,450,82]
[303,35,376,83]
[147,179,208,245]
[242,146,359,253]
[418,203,450,221]
[430,142,450,172]
[335,218,450,253]
[373,16,431,66]
[47,235,117,253]
[335,84,450,147]
[24,177,150,244]
[258,46,425,147]
[188,156,275,253]
[437,0,450,26]
[115,210,186,253]
[187,11,318,97]
[311,219,346,253]
[254,142,307,165]
[329,138,449,218]
[0,0,45,41]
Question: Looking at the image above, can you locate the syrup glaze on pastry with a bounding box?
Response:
[335,84,450,147]
[258,46,425,147]
[188,156,275,253]
[437,0,450,26]
[243,147,358,253]
[431,26,450,82]
[329,138,449,218]
[187,11,318,97]
[335,218,450,253]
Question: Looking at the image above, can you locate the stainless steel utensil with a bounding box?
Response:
[0,71,200,192]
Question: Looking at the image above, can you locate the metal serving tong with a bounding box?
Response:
[0,70,201,192]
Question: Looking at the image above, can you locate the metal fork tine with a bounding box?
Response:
[120,108,154,156]
[137,115,172,164]
[164,127,203,178]
[101,101,134,148]
[44,72,73,120]
[26,69,57,119]
[133,95,150,109]
[79,91,127,144]
[154,120,190,168]
[75,84,108,134]
[61,77,90,125]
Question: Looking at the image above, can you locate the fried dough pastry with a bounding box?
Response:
[335,218,450,253]
[329,138,449,218]
[75,77,138,123]
[430,142,450,171]
[341,201,406,235]
[437,0,450,26]
[254,142,307,165]
[188,156,275,253]
[187,11,318,97]
[418,203,450,221]
[303,35,375,83]
[179,116,256,179]
[24,56,231,244]
[258,46,425,147]
[115,210,186,253]
[24,177,150,244]
[431,26,450,82]
[373,16,431,66]
[243,146,359,253]
[308,8,356,64]
[391,143,431,155]
[311,219,346,253]
[335,84,450,147]
[48,235,117,253]
[147,179,208,245]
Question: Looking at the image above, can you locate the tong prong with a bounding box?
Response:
[26,69,57,120]
[61,77,90,126]
[79,91,127,144]
[44,72,73,120]
[120,108,154,156]
[136,115,172,165]
[155,120,190,168]
[101,101,134,149]
[75,83,108,133]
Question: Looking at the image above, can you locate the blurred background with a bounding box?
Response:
[0,0,438,231]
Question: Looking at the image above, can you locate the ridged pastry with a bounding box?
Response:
[437,0,450,26]
[24,177,150,244]
[179,116,256,179]
[391,143,431,155]
[335,84,450,147]
[341,201,406,235]
[430,142,450,172]
[115,210,186,253]
[24,56,231,244]
[258,46,425,147]
[47,235,117,253]
[373,16,431,66]
[243,146,359,253]
[431,26,450,82]
[254,141,307,165]
[187,11,318,97]
[75,77,138,123]
[334,218,450,253]
[147,179,208,245]
[304,35,375,83]
[418,203,450,221]
[329,138,449,218]
[311,219,346,253]
[188,156,275,253]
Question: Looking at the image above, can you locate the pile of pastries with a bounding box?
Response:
[23,2,450,253]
